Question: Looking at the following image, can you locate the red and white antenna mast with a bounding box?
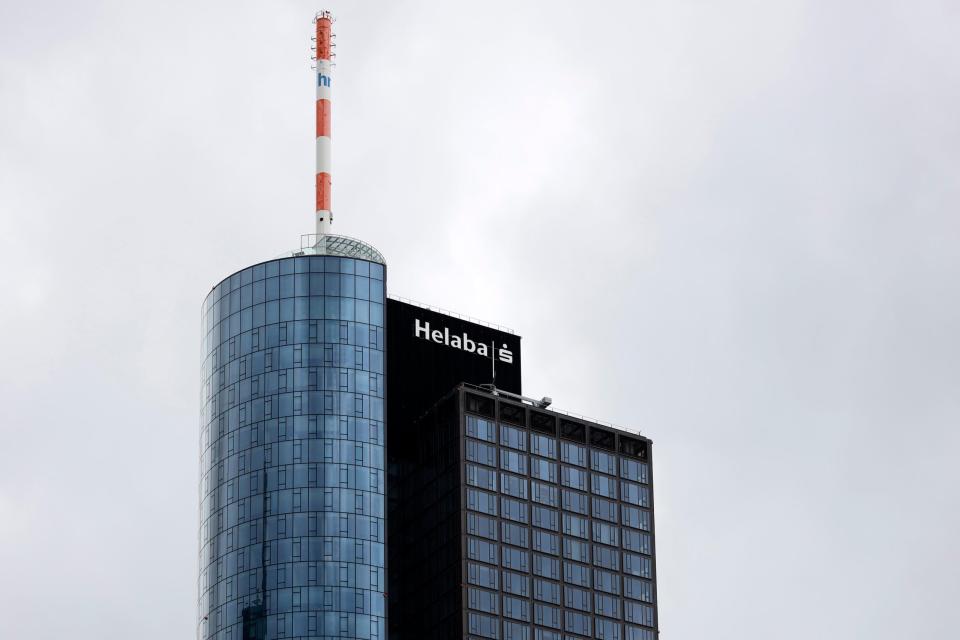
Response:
[314,11,334,236]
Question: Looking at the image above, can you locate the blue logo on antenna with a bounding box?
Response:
[318,73,331,88]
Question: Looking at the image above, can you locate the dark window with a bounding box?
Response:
[559,419,586,443]
[500,402,526,426]
[466,393,495,418]
[589,427,616,451]
[619,436,648,460]
[530,411,556,435]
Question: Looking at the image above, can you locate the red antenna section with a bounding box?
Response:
[314,11,334,235]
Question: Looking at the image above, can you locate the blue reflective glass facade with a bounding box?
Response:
[199,255,386,640]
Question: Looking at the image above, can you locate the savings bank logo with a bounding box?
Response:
[414,318,514,364]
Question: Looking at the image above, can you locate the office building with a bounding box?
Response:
[387,380,657,640]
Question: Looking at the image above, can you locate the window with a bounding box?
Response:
[533,578,561,604]
[590,450,617,475]
[501,473,529,500]
[501,450,529,475]
[595,593,621,619]
[534,629,560,640]
[551,414,582,439]
[468,612,499,639]
[532,505,559,531]
[502,546,529,572]
[502,570,529,597]
[561,466,587,491]
[564,611,591,636]
[621,482,650,507]
[592,497,618,523]
[503,620,530,640]
[533,553,560,580]
[591,473,618,499]
[594,568,620,595]
[500,424,527,451]
[534,603,561,630]
[531,457,557,483]
[501,497,528,523]
[530,433,556,458]
[620,458,649,484]
[500,402,525,426]
[595,617,622,640]
[563,585,591,612]
[532,481,558,506]
[467,415,497,442]
[593,545,620,571]
[622,529,652,554]
[468,562,499,590]
[561,489,588,515]
[502,595,530,622]
[562,538,590,563]
[468,488,498,515]
[467,464,497,491]
[621,505,650,531]
[562,561,590,587]
[623,553,652,578]
[466,439,497,467]
[532,529,559,555]
[625,626,656,640]
[624,577,654,603]
[501,521,529,548]
[468,537,498,565]
[468,587,499,614]
[560,442,586,467]
[467,513,498,540]
[592,521,619,547]
[466,393,495,418]
[624,602,655,627]
[562,513,589,539]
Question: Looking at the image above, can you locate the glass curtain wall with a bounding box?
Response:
[198,255,386,640]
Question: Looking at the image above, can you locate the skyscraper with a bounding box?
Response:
[197,13,388,640]
[199,13,657,640]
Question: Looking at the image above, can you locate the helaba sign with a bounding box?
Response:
[317,73,331,87]
[414,319,514,364]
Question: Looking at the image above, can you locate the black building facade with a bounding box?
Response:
[388,384,658,640]
[386,299,522,638]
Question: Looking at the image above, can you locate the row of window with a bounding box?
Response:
[205,257,384,308]
[201,513,385,557]
[205,297,386,344]
[468,612,655,639]
[467,537,654,579]
[203,320,385,374]
[464,449,651,506]
[205,273,386,322]
[467,562,654,604]
[201,563,386,606]
[466,467,652,530]
[465,509,652,556]
[201,416,384,454]
[468,586,654,623]
[202,581,386,614]
[206,390,386,431]
[466,417,649,484]
[207,367,384,403]
[203,608,384,639]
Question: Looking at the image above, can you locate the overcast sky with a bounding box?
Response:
[2,1,959,638]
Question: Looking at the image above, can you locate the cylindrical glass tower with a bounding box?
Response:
[199,239,386,640]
